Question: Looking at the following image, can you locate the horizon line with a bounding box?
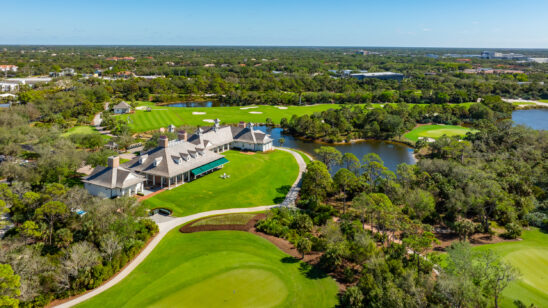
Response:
[0,44,547,50]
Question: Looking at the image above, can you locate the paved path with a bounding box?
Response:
[55,148,306,308]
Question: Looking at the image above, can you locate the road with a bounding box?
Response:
[54,147,307,308]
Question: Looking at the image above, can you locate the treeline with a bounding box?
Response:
[280,96,513,142]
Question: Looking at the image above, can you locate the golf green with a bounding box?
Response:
[76,231,339,308]
[404,124,478,142]
[475,229,548,307]
[144,150,299,216]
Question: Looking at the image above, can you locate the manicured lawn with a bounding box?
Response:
[539,99,548,103]
[404,124,478,142]
[61,125,99,137]
[123,102,477,132]
[144,150,299,216]
[77,231,339,308]
[474,229,548,307]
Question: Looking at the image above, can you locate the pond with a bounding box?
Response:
[512,109,548,130]
[254,126,416,172]
[165,101,227,108]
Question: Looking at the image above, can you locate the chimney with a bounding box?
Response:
[159,135,169,148]
[178,130,188,141]
[238,121,247,128]
[108,156,119,168]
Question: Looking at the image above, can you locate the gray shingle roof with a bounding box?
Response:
[113,101,131,109]
[82,166,145,189]
[122,140,224,177]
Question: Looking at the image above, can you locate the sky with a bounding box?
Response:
[1,0,548,48]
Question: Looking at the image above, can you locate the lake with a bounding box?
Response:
[255,126,416,172]
[512,109,548,130]
[166,101,227,108]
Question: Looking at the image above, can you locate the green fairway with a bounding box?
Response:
[123,102,477,132]
[77,231,339,308]
[475,229,548,307]
[144,150,299,216]
[125,102,347,132]
[404,124,478,142]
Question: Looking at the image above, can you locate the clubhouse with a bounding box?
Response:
[83,120,273,196]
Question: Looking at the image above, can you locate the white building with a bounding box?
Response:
[120,120,273,189]
[113,101,132,114]
[0,65,18,73]
[82,156,145,198]
[0,82,20,92]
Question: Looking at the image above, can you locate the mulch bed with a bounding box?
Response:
[179,213,323,264]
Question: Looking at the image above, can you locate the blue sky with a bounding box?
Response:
[1,0,547,48]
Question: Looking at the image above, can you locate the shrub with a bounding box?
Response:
[501,222,522,239]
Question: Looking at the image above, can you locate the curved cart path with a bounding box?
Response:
[55,147,306,308]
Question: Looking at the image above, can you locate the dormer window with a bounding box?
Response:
[153,157,162,167]
[139,154,148,164]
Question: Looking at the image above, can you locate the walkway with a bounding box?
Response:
[55,148,307,308]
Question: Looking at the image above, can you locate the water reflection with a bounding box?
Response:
[165,101,228,108]
[254,126,416,172]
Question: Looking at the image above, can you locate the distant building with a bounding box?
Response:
[0,81,21,92]
[106,56,135,61]
[115,71,134,78]
[113,101,132,114]
[0,65,18,73]
[50,68,75,77]
[355,50,369,55]
[350,72,404,81]
[82,156,145,198]
[481,51,527,60]
[529,58,548,64]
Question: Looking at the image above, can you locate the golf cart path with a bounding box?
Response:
[55,147,307,308]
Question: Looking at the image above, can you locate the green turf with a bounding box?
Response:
[77,231,339,308]
[474,229,548,307]
[123,102,476,133]
[404,124,478,142]
[191,213,257,226]
[61,126,99,137]
[539,99,548,103]
[144,150,299,216]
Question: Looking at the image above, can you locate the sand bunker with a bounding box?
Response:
[135,106,147,110]
[249,111,263,114]
[240,106,258,110]
[276,106,288,109]
[203,119,215,123]
[192,112,206,115]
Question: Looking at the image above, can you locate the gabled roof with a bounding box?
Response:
[122,140,223,177]
[113,101,131,109]
[82,166,145,189]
